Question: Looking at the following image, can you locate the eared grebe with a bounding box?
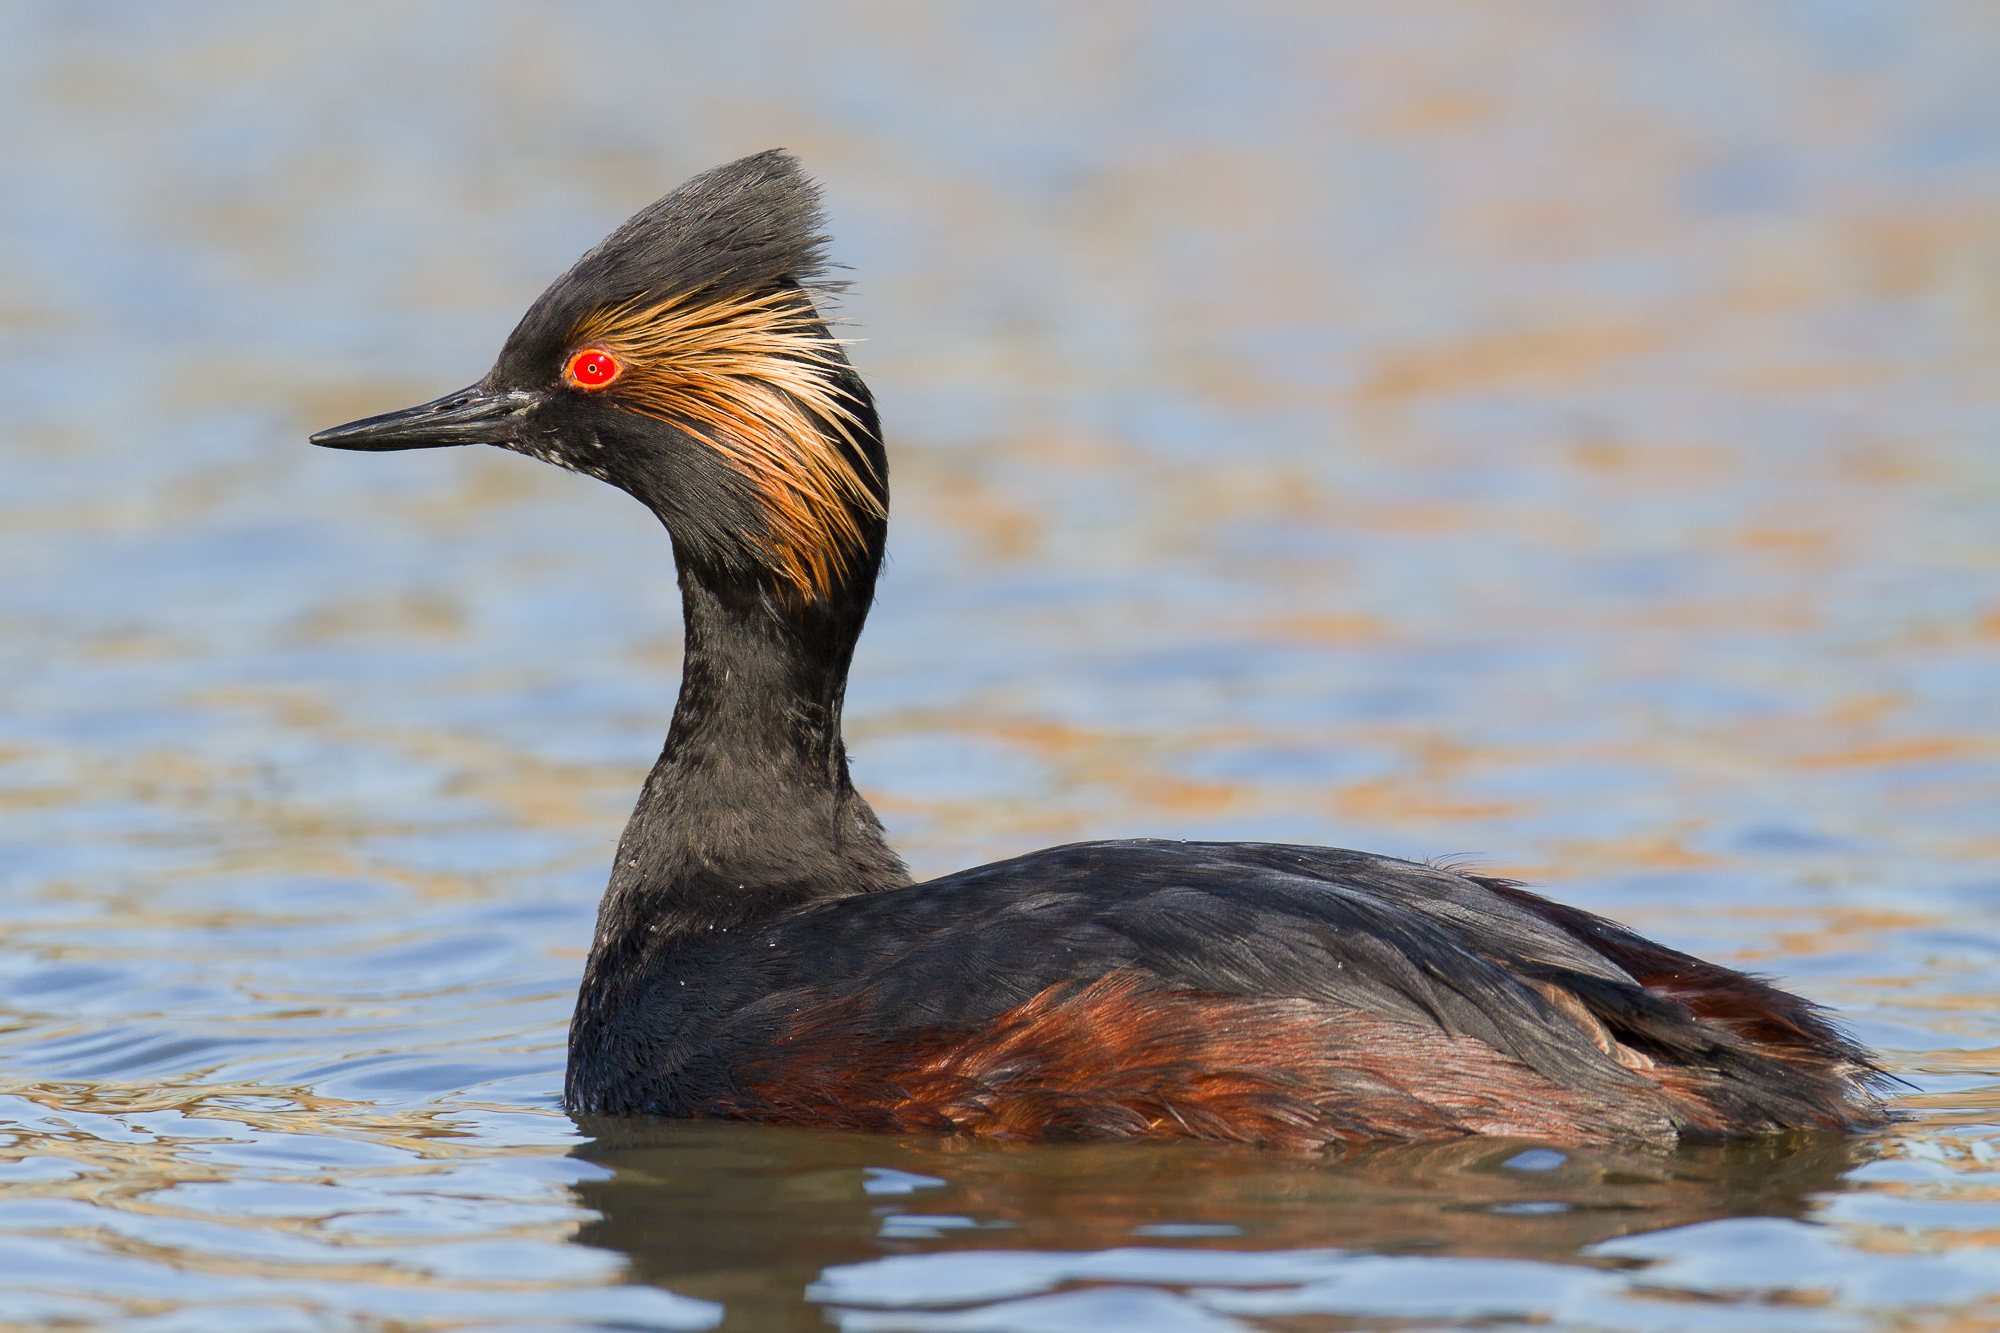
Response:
[312,152,1889,1147]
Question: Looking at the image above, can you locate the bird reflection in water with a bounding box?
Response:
[564,1120,1864,1325]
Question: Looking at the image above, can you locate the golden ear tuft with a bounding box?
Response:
[568,290,883,599]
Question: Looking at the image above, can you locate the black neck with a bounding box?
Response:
[582,534,909,976]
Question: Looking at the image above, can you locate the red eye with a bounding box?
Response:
[565,349,621,389]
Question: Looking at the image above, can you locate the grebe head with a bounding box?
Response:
[310,150,887,604]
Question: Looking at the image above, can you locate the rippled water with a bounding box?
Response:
[3,3,1998,1329]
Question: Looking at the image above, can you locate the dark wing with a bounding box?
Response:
[689,842,1662,1088]
[610,840,1884,1133]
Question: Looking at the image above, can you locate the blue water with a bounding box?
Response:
[2,3,1998,1329]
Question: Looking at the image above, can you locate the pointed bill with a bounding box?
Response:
[310,386,538,452]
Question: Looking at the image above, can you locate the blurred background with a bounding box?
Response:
[2,3,1998,1331]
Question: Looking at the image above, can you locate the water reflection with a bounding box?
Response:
[572,1121,1866,1330]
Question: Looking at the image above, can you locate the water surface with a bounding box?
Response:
[3,3,1998,1329]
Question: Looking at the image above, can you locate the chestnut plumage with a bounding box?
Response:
[312,151,1892,1147]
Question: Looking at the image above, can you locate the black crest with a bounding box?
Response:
[504,150,835,360]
